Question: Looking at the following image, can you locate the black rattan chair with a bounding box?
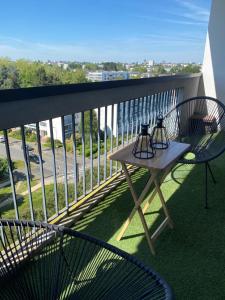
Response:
[164,96,225,208]
[0,219,173,300]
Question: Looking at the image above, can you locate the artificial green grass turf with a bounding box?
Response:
[74,153,225,300]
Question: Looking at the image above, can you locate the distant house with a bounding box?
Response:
[87,71,129,82]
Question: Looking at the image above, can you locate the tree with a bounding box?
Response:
[79,110,98,143]
[152,65,167,76]
[84,63,98,71]
[0,158,8,179]
[181,64,201,74]
[132,65,147,73]
[170,64,201,74]
[0,65,20,89]
[68,62,82,70]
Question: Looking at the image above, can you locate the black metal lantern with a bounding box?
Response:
[132,124,155,159]
[151,113,169,150]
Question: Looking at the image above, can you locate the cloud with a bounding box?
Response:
[175,0,210,22]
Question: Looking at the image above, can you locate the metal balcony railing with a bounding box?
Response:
[0,74,201,224]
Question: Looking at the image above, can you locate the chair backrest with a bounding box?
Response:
[0,219,173,300]
[164,96,225,162]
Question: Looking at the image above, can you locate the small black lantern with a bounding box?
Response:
[151,113,169,150]
[132,124,155,159]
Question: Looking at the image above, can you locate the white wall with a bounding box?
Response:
[202,0,225,103]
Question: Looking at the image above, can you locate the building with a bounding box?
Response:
[26,114,80,142]
[87,71,129,82]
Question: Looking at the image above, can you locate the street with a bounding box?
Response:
[0,138,89,180]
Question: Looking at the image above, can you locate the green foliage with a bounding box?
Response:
[55,139,63,148]
[25,130,37,142]
[8,129,21,140]
[152,65,167,75]
[170,64,201,74]
[68,62,82,70]
[13,160,24,170]
[0,58,20,89]
[84,63,98,72]
[8,128,36,142]
[43,137,62,148]
[79,110,98,142]
[0,158,8,179]
[0,59,87,90]
[102,62,126,71]
[132,65,147,73]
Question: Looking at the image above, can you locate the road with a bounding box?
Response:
[0,138,94,180]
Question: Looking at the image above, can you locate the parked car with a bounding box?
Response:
[0,136,5,143]
[21,144,34,151]
[29,153,40,164]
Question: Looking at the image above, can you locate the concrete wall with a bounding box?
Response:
[201,0,225,103]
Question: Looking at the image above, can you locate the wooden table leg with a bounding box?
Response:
[154,179,174,229]
[117,168,156,242]
[121,163,155,255]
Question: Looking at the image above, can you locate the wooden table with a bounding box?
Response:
[108,141,190,255]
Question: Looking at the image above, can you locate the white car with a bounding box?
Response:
[0,136,5,143]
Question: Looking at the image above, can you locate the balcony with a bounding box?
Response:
[0,73,224,298]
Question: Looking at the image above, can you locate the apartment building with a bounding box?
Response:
[26,114,80,142]
[87,71,129,82]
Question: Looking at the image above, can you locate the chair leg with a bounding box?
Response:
[205,163,208,209]
[207,162,216,184]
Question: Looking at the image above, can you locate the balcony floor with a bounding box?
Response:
[74,153,225,299]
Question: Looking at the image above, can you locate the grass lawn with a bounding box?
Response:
[74,153,225,299]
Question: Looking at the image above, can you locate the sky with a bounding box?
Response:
[0,0,211,63]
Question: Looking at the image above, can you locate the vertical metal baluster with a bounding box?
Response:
[143,97,145,124]
[146,96,148,123]
[155,93,160,124]
[36,122,47,221]
[153,94,157,125]
[144,96,147,124]
[97,108,101,185]
[3,130,19,219]
[172,89,176,107]
[176,88,179,105]
[81,112,86,195]
[147,96,150,123]
[142,97,145,123]
[169,89,173,111]
[131,100,134,141]
[150,95,152,123]
[162,92,166,115]
[159,92,162,113]
[166,90,170,112]
[156,93,159,115]
[61,116,69,208]
[171,89,175,107]
[150,95,154,126]
[49,119,58,214]
[20,126,34,221]
[71,115,78,202]
[126,101,130,143]
[110,105,114,177]
[136,98,139,135]
[121,102,125,147]
[104,106,107,181]
[0,226,5,246]
[116,104,119,172]
[89,110,93,191]
[139,97,143,129]
[162,92,165,113]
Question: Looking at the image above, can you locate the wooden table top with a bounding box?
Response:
[108,141,190,171]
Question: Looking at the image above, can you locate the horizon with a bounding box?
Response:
[0,0,211,63]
